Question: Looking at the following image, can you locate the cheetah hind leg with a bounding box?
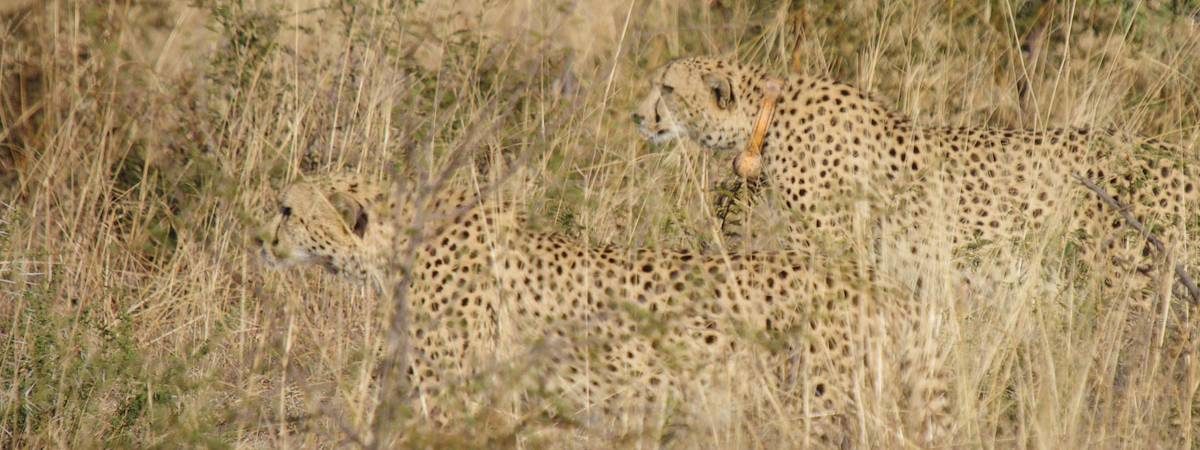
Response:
[898,313,953,446]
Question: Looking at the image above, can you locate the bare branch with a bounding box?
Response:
[367,78,574,445]
[1072,173,1199,305]
[1072,174,1165,254]
[366,96,506,448]
[789,6,809,74]
[1017,1,1053,108]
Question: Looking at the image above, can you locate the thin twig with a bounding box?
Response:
[1017,0,1052,107]
[789,5,808,73]
[366,93,499,447]
[714,177,764,244]
[368,81,564,446]
[1072,173,1200,305]
[714,178,743,235]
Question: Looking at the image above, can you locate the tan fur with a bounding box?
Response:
[633,56,1198,302]
[255,174,953,447]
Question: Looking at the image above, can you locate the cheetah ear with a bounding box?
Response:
[702,72,735,110]
[329,192,369,238]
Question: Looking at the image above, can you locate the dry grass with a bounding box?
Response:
[2,0,1199,448]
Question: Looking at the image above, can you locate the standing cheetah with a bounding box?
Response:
[254,172,952,447]
[632,56,1198,303]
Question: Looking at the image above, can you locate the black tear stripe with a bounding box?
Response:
[354,211,369,237]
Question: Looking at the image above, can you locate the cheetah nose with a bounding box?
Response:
[252,235,264,246]
[631,112,644,126]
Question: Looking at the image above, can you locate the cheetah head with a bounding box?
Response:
[632,57,766,152]
[255,176,386,281]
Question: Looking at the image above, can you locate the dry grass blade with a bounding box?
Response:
[3,1,1199,448]
[368,89,538,447]
[1072,173,1200,305]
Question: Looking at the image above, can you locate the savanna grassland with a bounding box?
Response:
[3,0,1200,448]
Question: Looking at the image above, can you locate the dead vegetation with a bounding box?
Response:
[2,0,1200,447]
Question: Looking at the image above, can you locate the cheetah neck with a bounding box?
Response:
[347,202,398,284]
[749,74,899,181]
[381,188,522,273]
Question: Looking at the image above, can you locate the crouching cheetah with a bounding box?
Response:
[254,172,951,447]
[632,56,1198,304]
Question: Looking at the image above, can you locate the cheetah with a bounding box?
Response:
[632,56,1198,305]
[254,172,951,447]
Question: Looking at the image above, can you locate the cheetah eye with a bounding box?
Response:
[660,84,674,95]
[280,206,292,217]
